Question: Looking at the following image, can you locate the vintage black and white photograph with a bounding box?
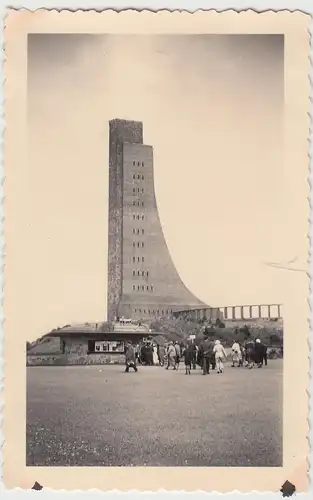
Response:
[3,8,310,493]
[26,31,285,468]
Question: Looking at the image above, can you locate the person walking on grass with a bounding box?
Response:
[231,340,242,367]
[183,341,194,375]
[238,343,244,367]
[174,341,181,370]
[254,338,264,368]
[244,338,255,369]
[200,337,214,375]
[192,343,198,370]
[213,340,227,374]
[166,341,176,370]
[152,343,159,365]
[157,343,165,366]
[146,342,154,366]
[262,342,268,366]
[124,341,138,373]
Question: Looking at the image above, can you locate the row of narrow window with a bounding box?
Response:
[133,241,144,248]
[133,256,144,263]
[133,187,144,194]
[133,161,144,167]
[133,174,144,180]
[133,284,154,292]
[132,200,144,207]
[133,214,144,220]
[133,228,145,235]
[133,270,149,277]
[134,308,172,315]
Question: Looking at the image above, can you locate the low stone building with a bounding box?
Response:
[27,322,163,366]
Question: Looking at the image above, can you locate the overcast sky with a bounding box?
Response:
[27,34,284,339]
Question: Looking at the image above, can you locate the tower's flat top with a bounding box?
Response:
[109,118,143,126]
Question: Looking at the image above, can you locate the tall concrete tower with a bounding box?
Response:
[107,119,207,321]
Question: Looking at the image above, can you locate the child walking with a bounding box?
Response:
[213,340,227,374]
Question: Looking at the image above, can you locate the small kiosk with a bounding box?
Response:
[27,322,164,366]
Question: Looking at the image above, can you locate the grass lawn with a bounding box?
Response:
[27,360,283,466]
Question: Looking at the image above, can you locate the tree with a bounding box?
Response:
[240,325,251,338]
[149,316,284,347]
[149,316,203,342]
[269,333,281,345]
[217,320,226,328]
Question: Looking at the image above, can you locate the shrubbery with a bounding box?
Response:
[149,316,283,348]
[98,321,114,333]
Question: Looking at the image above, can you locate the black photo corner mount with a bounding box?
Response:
[31,482,43,491]
[280,481,296,497]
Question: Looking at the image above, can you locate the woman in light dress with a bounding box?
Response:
[231,341,242,367]
[166,341,176,370]
[152,344,159,365]
[213,340,227,374]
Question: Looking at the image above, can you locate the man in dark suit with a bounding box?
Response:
[200,337,214,375]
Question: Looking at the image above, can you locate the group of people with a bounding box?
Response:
[195,337,268,375]
[172,339,227,375]
[124,341,163,372]
[135,342,166,366]
[237,338,268,369]
[124,337,268,375]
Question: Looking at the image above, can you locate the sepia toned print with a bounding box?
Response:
[4,9,310,492]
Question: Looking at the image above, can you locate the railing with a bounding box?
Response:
[173,304,283,321]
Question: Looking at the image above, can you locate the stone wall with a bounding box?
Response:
[27,336,125,366]
[27,354,67,366]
